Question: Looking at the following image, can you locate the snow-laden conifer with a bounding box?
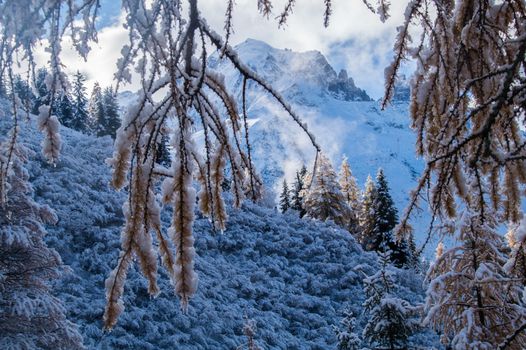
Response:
[291,165,308,217]
[87,82,104,135]
[424,211,526,349]
[304,153,350,228]
[237,317,261,350]
[32,68,51,115]
[12,75,35,114]
[279,179,291,213]
[339,156,360,230]
[55,90,74,128]
[374,169,398,237]
[0,147,83,349]
[359,175,377,248]
[100,87,120,139]
[71,71,89,133]
[362,251,419,350]
[333,308,361,350]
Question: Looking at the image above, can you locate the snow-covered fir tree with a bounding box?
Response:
[339,156,360,231]
[87,82,104,135]
[304,154,350,228]
[237,317,261,350]
[100,87,120,138]
[291,165,307,217]
[359,174,377,248]
[32,68,50,115]
[71,71,89,133]
[0,148,83,350]
[12,74,35,113]
[424,211,526,349]
[0,77,5,98]
[55,90,74,128]
[403,225,418,268]
[362,251,418,350]
[279,179,291,213]
[359,169,409,266]
[374,169,397,238]
[333,308,361,350]
[374,169,410,266]
[155,132,171,167]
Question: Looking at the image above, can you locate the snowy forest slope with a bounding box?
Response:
[4,107,438,348]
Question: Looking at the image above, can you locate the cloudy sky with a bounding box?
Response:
[35,0,410,99]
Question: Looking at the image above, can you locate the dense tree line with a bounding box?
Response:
[10,69,120,139]
[280,155,415,267]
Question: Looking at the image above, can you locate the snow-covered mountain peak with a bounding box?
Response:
[207,39,435,250]
[211,38,371,102]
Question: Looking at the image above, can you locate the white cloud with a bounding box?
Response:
[198,0,410,98]
[33,14,129,93]
[32,0,410,97]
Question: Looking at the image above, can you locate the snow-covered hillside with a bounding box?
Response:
[5,108,439,348]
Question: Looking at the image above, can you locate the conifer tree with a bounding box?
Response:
[403,225,418,268]
[339,156,360,231]
[88,82,104,135]
[304,154,350,228]
[291,165,307,217]
[221,169,232,192]
[32,68,50,115]
[360,169,408,266]
[0,75,5,98]
[55,91,74,128]
[71,71,89,132]
[279,179,291,213]
[375,169,398,235]
[0,149,83,349]
[298,169,313,209]
[424,211,526,349]
[237,317,261,350]
[12,75,35,113]
[339,156,360,212]
[362,251,418,350]
[359,175,377,248]
[155,133,171,167]
[101,87,120,138]
[333,308,361,350]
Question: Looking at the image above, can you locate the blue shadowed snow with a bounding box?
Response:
[1,108,440,348]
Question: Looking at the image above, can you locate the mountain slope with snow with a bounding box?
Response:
[208,39,428,243]
[3,104,439,349]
